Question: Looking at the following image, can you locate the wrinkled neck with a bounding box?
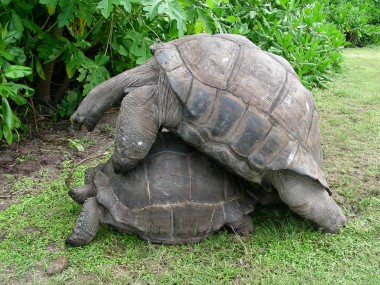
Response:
[157,69,182,130]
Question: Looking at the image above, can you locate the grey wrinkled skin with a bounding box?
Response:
[71,34,346,233]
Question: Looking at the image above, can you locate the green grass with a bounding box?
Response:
[1,48,379,284]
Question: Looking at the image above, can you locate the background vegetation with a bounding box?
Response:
[0,0,350,144]
[0,1,378,144]
[326,0,380,47]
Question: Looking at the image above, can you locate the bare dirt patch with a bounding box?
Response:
[0,110,118,212]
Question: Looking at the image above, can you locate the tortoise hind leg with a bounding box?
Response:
[66,197,103,246]
[267,170,346,233]
[227,215,255,235]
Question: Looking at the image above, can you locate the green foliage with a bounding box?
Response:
[220,0,345,88]
[0,20,34,144]
[55,90,81,118]
[0,0,349,144]
[0,0,226,144]
[325,0,380,47]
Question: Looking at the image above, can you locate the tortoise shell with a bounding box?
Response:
[92,132,255,244]
[151,34,329,192]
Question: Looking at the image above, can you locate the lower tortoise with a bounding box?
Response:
[66,132,256,246]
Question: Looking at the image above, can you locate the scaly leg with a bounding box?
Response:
[267,170,346,233]
[71,59,159,131]
[112,85,161,173]
[66,197,103,246]
[227,215,255,235]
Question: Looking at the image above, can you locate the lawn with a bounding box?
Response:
[0,47,379,285]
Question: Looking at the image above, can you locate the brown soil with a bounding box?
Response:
[0,110,118,212]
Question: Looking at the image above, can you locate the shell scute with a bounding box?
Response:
[209,91,245,138]
[270,82,316,145]
[146,152,191,205]
[230,106,272,156]
[107,166,150,208]
[172,204,214,238]
[147,206,173,237]
[228,46,287,113]
[189,154,225,203]
[177,36,239,89]
[184,79,217,123]
[247,126,288,169]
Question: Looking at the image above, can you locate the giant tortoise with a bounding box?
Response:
[71,34,346,233]
[66,132,255,246]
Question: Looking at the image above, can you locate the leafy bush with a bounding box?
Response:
[0,0,347,144]
[325,0,380,47]
[218,0,346,88]
[0,0,224,144]
[0,19,34,144]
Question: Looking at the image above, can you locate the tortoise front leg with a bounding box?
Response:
[112,85,161,173]
[66,197,103,246]
[71,59,159,131]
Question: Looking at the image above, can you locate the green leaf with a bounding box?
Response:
[0,50,14,61]
[120,0,132,13]
[164,0,186,37]
[206,0,217,10]
[9,94,27,105]
[77,67,87,82]
[82,64,109,95]
[238,23,249,35]
[0,85,13,98]
[3,30,21,45]
[7,47,26,64]
[4,65,32,79]
[195,10,214,34]
[2,97,14,129]
[1,0,11,6]
[142,0,161,19]
[226,16,237,23]
[2,124,13,145]
[78,55,110,95]
[0,84,27,105]
[97,0,118,19]
[67,139,84,151]
[36,58,46,80]
[57,0,76,28]
[94,54,110,66]
[39,0,58,15]
[8,83,34,97]
[66,64,76,79]
[10,10,24,38]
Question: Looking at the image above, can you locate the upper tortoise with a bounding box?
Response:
[71,34,346,233]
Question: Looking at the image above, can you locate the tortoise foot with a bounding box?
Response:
[228,215,255,235]
[66,197,100,246]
